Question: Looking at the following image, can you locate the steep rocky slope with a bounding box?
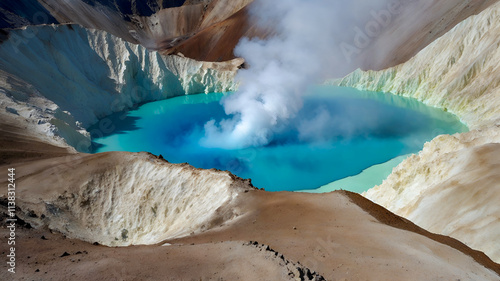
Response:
[0,0,58,28]
[37,0,255,51]
[355,0,498,70]
[338,1,500,263]
[1,172,499,280]
[0,152,253,246]
[0,0,500,280]
[0,24,240,153]
[2,0,496,66]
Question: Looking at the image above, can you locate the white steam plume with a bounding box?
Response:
[202,0,391,149]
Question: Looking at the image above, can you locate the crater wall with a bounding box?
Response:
[337,1,500,262]
[0,24,240,152]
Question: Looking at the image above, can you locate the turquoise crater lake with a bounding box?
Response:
[90,86,467,192]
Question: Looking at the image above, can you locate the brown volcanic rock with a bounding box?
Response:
[166,0,499,70]
[34,0,498,71]
[130,0,257,50]
[0,149,498,280]
[0,122,71,165]
[0,226,324,280]
[357,0,500,70]
[0,164,498,280]
[0,139,498,279]
[166,6,273,62]
[38,0,255,51]
[168,189,500,280]
[152,0,500,69]
[0,1,500,280]
[340,1,500,262]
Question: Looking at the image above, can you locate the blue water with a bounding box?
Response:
[90,86,468,192]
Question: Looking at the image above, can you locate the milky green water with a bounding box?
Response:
[90,86,467,192]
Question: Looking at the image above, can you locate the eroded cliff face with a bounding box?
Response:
[1,152,253,246]
[338,1,500,262]
[0,1,499,278]
[0,24,240,152]
[0,23,249,248]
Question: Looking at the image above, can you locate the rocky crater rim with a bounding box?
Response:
[0,23,241,153]
[1,2,500,262]
[0,151,257,246]
[335,1,500,263]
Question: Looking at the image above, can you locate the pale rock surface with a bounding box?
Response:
[0,1,499,278]
[337,1,500,262]
[0,24,240,152]
[0,152,253,246]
